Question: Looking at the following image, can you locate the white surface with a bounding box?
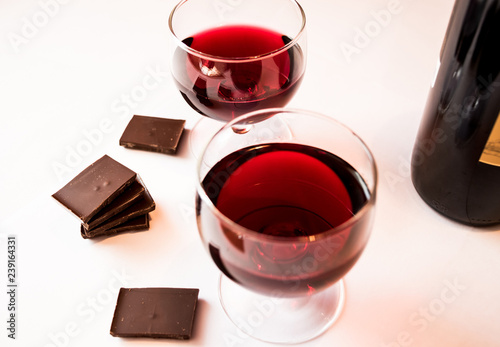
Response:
[1,0,500,346]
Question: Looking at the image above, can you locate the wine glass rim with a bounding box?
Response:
[168,0,307,62]
[195,108,378,243]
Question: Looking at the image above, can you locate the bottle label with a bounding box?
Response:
[479,112,500,167]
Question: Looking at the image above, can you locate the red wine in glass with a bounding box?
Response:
[198,143,373,296]
[172,25,305,122]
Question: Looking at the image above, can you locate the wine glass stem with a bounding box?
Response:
[231,124,253,134]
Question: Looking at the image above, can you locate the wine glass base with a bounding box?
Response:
[189,117,224,160]
[218,274,345,345]
[189,113,293,160]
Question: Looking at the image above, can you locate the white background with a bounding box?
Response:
[1,0,500,346]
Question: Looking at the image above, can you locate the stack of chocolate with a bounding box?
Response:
[52,155,155,238]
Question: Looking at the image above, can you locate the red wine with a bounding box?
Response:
[197,143,373,296]
[172,25,305,122]
[411,0,500,226]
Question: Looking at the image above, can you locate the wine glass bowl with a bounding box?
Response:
[168,0,307,123]
[196,109,377,343]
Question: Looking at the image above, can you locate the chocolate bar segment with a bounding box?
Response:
[119,115,186,154]
[82,184,155,237]
[83,177,145,230]
[110,288,199,339]
[103,214,150,233]
[81,214,150,239]
[52,155,136,222]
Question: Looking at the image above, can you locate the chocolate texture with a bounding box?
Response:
[119,115,186,154]
[110,287,199,339]
[52,155,136,222]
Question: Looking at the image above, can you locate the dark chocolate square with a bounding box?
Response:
[119,115,186,154]
[110,288,199,339]
[52,155,136,222]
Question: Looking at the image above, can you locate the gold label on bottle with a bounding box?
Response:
[479,113,500,167]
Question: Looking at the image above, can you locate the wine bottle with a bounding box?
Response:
[411,0,500,226]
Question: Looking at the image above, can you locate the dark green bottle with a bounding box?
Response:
[411,0,500,226]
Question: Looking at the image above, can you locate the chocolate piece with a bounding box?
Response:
[82,185,155,237]
[119,115,186,154]
[103,213,150,233]
[52,155,136,222]
[81,214,150,239]
[83,178,145,230]
[110,288,199,339]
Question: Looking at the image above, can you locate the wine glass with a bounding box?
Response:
[196,108,377,344]
[168,0,307,152]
